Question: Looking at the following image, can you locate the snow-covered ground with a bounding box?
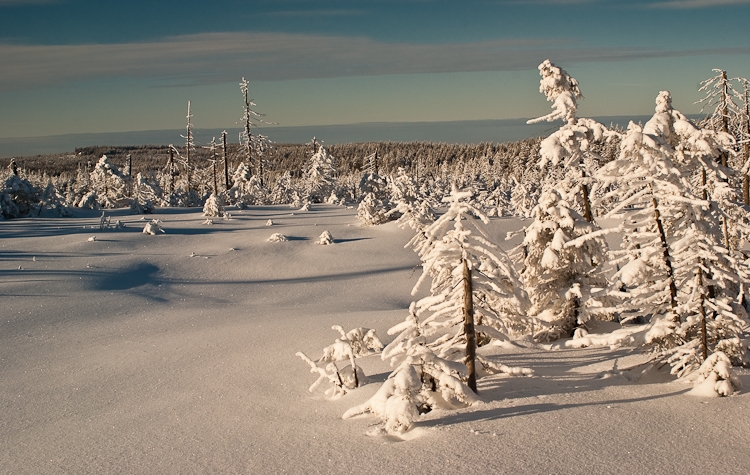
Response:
[2,205,749,474]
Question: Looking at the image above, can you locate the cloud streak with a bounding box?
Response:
[645,0,750,7]
[1,32,749,91]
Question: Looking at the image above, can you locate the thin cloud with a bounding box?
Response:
[645,0,750,7]
[0,0,59,5]
[1,32,749,90]
[263,8,367,17]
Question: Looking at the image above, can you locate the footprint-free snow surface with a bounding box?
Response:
[2,205,749,474]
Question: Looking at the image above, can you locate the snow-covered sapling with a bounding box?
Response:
[317,230,334,245]
[297,326,380,398]
[203,193,226,218]
[343,345,481,435]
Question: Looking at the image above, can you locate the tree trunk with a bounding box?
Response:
[223,130,230,192]
[462,259,477,393]
[699,267,708,361]
[212,155,218,195]
[168,147,175,195]
[185,101,192,198]
[581,169,593,223]
[651,190,678,319]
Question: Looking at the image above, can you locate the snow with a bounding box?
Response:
[2,205,750,474]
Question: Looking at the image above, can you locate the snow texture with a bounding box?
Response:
[2,205,750,474]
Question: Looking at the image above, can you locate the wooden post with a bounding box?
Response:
[462,259,477,393]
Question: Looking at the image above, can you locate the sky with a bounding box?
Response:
[1,0,750,145]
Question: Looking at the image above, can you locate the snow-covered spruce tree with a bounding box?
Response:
[270,170,299,205]
[357,150,395,225]
[695,69,740,165]
[1,162,40,219]
[226,162,254,207]
[667,219,750,377]
[595,118,685,342]
[597,92,750,375]
[89,155,130,209]
[528,59,613,221]
[202,192,226,217]
[478,182,512,218]
[346,187,531,434]
[38,182,72,217]
[387,167,435,236]
[130,172,159,214]
[67,164,92,208]
[402,187,528,383]
[517,189,610,340]
[304,143,337,203]
[509,176,537,219]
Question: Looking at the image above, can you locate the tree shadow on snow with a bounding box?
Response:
[417,389,689,428]
[333,238,371,244]
[92,262,161,291]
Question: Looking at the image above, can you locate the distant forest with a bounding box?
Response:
[0,138,561,180]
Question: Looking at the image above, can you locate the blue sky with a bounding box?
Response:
[1,0,750,142]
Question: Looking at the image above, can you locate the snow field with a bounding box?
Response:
[1,205,750,474]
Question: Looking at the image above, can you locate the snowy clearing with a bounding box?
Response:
[2,205,750,474]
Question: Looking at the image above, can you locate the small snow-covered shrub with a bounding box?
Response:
[143,219,165,235]
[331,325,384,356]
[317,230,334,245]
[688,352,741,397]
[344,346,481,435]
[297,326,377,398]
[268,233,288,242]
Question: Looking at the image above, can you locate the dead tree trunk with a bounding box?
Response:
[167,146,175,195]
[222,131,230,192]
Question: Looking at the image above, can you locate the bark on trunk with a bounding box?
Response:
[699,267,708,361]
[651,190,678,319]
[222,131,230,192]
[462,259,477,393]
